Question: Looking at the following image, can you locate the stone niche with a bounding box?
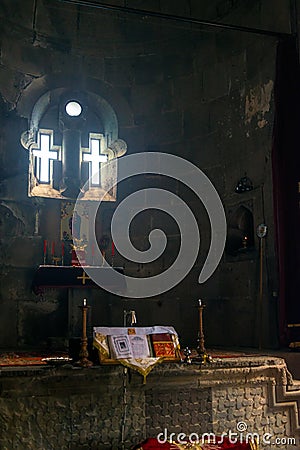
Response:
[0,356,299,449]
[225,205,255,256]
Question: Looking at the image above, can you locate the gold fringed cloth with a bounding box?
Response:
[132,437,259,449]
[93,325,180,382]
[93,331,164,382]
[118,357,164,384]
[93,332,110,359]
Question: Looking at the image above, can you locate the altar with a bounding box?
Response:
[32,265,126,294]
[0,354,299,449]
[32,265,126,345]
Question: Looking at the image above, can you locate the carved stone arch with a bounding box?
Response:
[17,73,133,128]
[21,88,121,151]
[87,92,118,145]
[19,75,128,200]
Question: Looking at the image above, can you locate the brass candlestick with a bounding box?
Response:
[52,256,61,266]
[196,299,212,364]
[197,299,206,355]
[76,299,93,367]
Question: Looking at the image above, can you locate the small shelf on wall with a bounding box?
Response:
[32,265,125,295]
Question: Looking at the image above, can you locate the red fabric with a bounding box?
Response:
[272,38,300,345]
[133,437,254,449]
[132,438,172,449]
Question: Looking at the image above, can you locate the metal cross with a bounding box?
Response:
[76,270,91,285]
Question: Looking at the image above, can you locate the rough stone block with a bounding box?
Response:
[144,111,182,145]
[126,0,160,12]
[163,53,194,80]
[183,104,210,139]
[172,75,203,109]
[104,56,135,86]
[202,62,230,101]
[134,54,164,85]
[160,0,191,16]
[130,82,173,117]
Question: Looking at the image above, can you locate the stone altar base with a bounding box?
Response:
[0,356,299,449]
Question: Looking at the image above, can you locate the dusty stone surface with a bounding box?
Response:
[0,0,296,352]
[0,357,299,449]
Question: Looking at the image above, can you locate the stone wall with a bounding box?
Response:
[0,0,295,350]
[0,357,299,449]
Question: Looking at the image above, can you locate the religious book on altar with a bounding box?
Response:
[150,333,176,358]
[108,333,151,359]
[93,325,180,364]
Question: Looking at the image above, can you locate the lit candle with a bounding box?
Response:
[83,298,87,306]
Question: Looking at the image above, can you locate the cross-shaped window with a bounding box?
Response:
[82,134,108,186]
[21,90,127,199]
[32,130,59,183]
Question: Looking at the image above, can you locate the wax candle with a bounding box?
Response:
[112,241,115,256]
[51,242,55,255]
[43,240,47,255]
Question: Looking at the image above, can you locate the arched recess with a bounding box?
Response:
[19,77,129,200]
[225,205,254,256]
[16,73,133,127]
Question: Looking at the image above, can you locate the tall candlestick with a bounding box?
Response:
[197,300,206,354]
[91,244,95,265]
[101,250,105,267]
[195,299,212,364]
[34,210,39,235]
[43,240,47,265]
[111,241,115,267]
[61,242,64,266]
[51,242,55,265]
[76,299,93,368]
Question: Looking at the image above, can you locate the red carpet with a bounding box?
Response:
[132,437,258,449]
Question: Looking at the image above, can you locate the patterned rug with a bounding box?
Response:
[0,352,71,367]
[0,349,257,367]
[180,349,255,360]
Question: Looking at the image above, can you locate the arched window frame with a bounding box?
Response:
[21,88,127,201]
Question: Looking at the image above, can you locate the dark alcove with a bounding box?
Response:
[225,205,254,256]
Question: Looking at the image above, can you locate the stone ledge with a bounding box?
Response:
[0,355,299,448]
